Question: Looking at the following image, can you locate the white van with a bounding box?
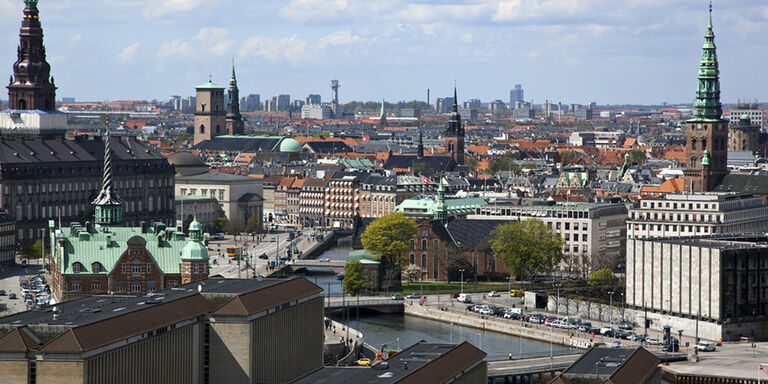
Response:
[458,293,472,303]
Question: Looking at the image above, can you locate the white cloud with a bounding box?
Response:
[116,43,139,64]
[278,0,349,23]
[143,0,205,19]
[67,34,83,48]
[239,35,309,64]
[319,30,361,48]
[157,27,233,58]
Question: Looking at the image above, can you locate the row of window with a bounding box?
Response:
[120,263,153,274]
[4,178,172,196]
[72,262,105,273]
[411,238,439,251]
[547,221,589,231]
[14,196,172,221]
[181,188,226,201]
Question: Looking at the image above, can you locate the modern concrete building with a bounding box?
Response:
[469,201,628,275]
[568,131,625,148]
[301,104,332,120]
[0,277,324,384]
[626,234,768,342]
[509,84,524,106]
[626,193,768,239]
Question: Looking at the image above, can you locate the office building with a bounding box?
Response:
[569,131,625,148]
[0,277,323,384]
[729,102,765,131]
[243,93,260,112]
[330,79,340,117]
[728,114,760,153]
[574,106,593,121]
[489,100,506,112]
[469,201,628,275]
[301,104,332,120]
[513,104,535,121]
[509,84,524,106]
[626,193,768,239]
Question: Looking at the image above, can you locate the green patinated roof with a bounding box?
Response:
[55,222,208,275]
[348,249,378,264]
[396,196,487,216]
[196,80,225,89]
[317,157,373,169]
[279,138,302,153]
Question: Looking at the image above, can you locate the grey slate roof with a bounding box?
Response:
[193,137,281,152]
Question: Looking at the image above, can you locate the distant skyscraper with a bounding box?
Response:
[306,94,321,105]
[277,95,290,111]
[330,80,340,117]
[509,84,524,107]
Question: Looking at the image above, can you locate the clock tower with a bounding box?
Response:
[684,3,727,192]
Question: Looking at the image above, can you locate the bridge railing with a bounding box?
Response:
[325,298,405,308]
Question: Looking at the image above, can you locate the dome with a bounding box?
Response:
[167,152,209,176]
[188,219,203,232]
[279,138,302,153]
[182,240,208,260]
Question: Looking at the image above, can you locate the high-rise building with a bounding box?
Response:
[306,94,321,105]
[277,94,290,111]
[243,93,260,111]
[684,5,727,192]
[301,104,332,120]
[509,84,524,107]
[6,0,56,111]
[330,79,340,117]
[225,62,244,136]
[193,76,226,145]
[444,87,464,165]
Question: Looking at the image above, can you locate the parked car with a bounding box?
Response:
[544,317,558,326]
[457,293,472,303]
[0,289,5,296]
[503,311,520,320]
[695,342,716,352]
[619,322,634,330]
[8,293,16,299]
[646,337,662,345]
[600,327,615,337]
[630,333,647,342]
[577,322,592,332]
[488,291,500,297]
[258,253,269,260]
[528,316,543,324]
[355,358,372,366]
[405,293,421,299]
[466,305,476,311]
[509,289,524,297]
[450,293,460,299]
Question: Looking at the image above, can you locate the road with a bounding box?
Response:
[0,261,47,316]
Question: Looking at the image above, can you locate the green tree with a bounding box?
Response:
[343,261,368,294]
[402,264,421,284]
[244,215,263,233]
[490,219,565,280]
[487,155,520,174]
[22,240,46,260]
[361,212,418,290]
[629,149,646,165]
[560,151,577,166]
[215,218,229,232]
[588,268,614,287]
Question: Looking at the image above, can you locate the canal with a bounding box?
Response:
[305,247,576,361]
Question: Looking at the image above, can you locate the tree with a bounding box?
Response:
[560,151,578,166]
[244,215,262,233]
[487,156,520,174]
[361,212,418,290]
[629,149,646,166]
[402,264,421,284]
[22,240,46,260]
[588,268,614,287]
[214,218,228,232]
[490,219,565,280]
[343,261,368,294]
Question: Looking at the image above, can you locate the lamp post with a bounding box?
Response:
[460,269,465,294]
[608,290,615,340]
[555,283,562,318]
[507,276,512,308]
[476,333,482,350]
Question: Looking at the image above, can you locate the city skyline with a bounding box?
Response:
[1,0,767,105]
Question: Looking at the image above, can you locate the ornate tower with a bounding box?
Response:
[193,75,226,145]
[445,86,465,165]
[180,218,209,285]
[379,98,387,129]
[684,3,727,192]
[92,131,123,226]
[7,0,56,111]
[434,177,448,222]
[417,128,424,158]
[225,60,244,136]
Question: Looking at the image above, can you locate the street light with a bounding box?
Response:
[608,290,615,340]
[507,276,512,308]
[460,269,465,294]
[476,333,482,350]
[555,283,562,318]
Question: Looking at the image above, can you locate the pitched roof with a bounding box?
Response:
[605,347,660,384]
[395,342,486,384]
[192,136,282,152]
[303,141,353,154]
[214,277,322,316]
[445,219,506,249]
[0,326,43,352]
[714,174,768,194]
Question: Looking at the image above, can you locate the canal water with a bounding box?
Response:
[308,247,575,361]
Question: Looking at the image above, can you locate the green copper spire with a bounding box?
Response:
[380,98,386,119]
[702,149,711,166]
[434,176,447,221]
[230,57,237,86]
[24,0,38,7]
[92,129,124,226]
[691,1,722,121]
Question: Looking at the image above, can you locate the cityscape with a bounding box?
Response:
[0,0,767,383]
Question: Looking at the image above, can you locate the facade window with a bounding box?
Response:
[193,264,200,274]
[72,281,81,291]
[582,223,588,230]
[556,222,561,230]
[91,263,101,273]
[91,281,101,291]
[410,254,415,264]
[421,239,427,250]
[573,234,579,241]
[131,282,141,292]
[565,223,570,230]
[72,262,82,273]
[219,190,225,200]
[146,263,152,274]
[117,282,126,292]
[582,245,588,252]
[433,255,439,279]
[132,264,142,274]
[167,280,178,288]
[421,254,427,269]
[147,281,156,292]
[583,234,588,242]
[410,240,415,250]
[573,245,579,253]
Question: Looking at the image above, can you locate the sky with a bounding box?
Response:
[0,0,767,105]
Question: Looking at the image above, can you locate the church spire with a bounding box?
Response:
[8,0,56,111]
[691,0,722,121]
[92,129,124,226]
[417,128,424,158]
[225,57,243,135]
[379,98,387,129]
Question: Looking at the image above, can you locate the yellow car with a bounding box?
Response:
[355,358,372,366]
[510,289,524,297]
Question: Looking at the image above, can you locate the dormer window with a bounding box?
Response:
[91,262,102,273]
[72,262,83,273]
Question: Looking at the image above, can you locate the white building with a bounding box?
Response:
[301,104,333,120]
[568,131,625,148]
[627,193,768,239]
[469,201,627,276]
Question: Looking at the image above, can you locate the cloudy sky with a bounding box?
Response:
[0,0,766,105]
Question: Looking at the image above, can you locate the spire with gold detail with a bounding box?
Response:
[690,1,722,121]
[92,129,124,225]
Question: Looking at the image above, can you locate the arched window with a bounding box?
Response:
[27,202,32,219]
[91,262,103,273]
[18,99,27,109]
[200,125,205,134]
[216,125,221,133]
[15,202,22,220]
[148,196,154,211]
[702,139,707,150]
[691,139,697,151]
[72,262,83,273]
[690,157,697,167]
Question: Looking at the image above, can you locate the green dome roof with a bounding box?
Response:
[279,138,302,153]
[188,219,203,232]
[182,240,208,260]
